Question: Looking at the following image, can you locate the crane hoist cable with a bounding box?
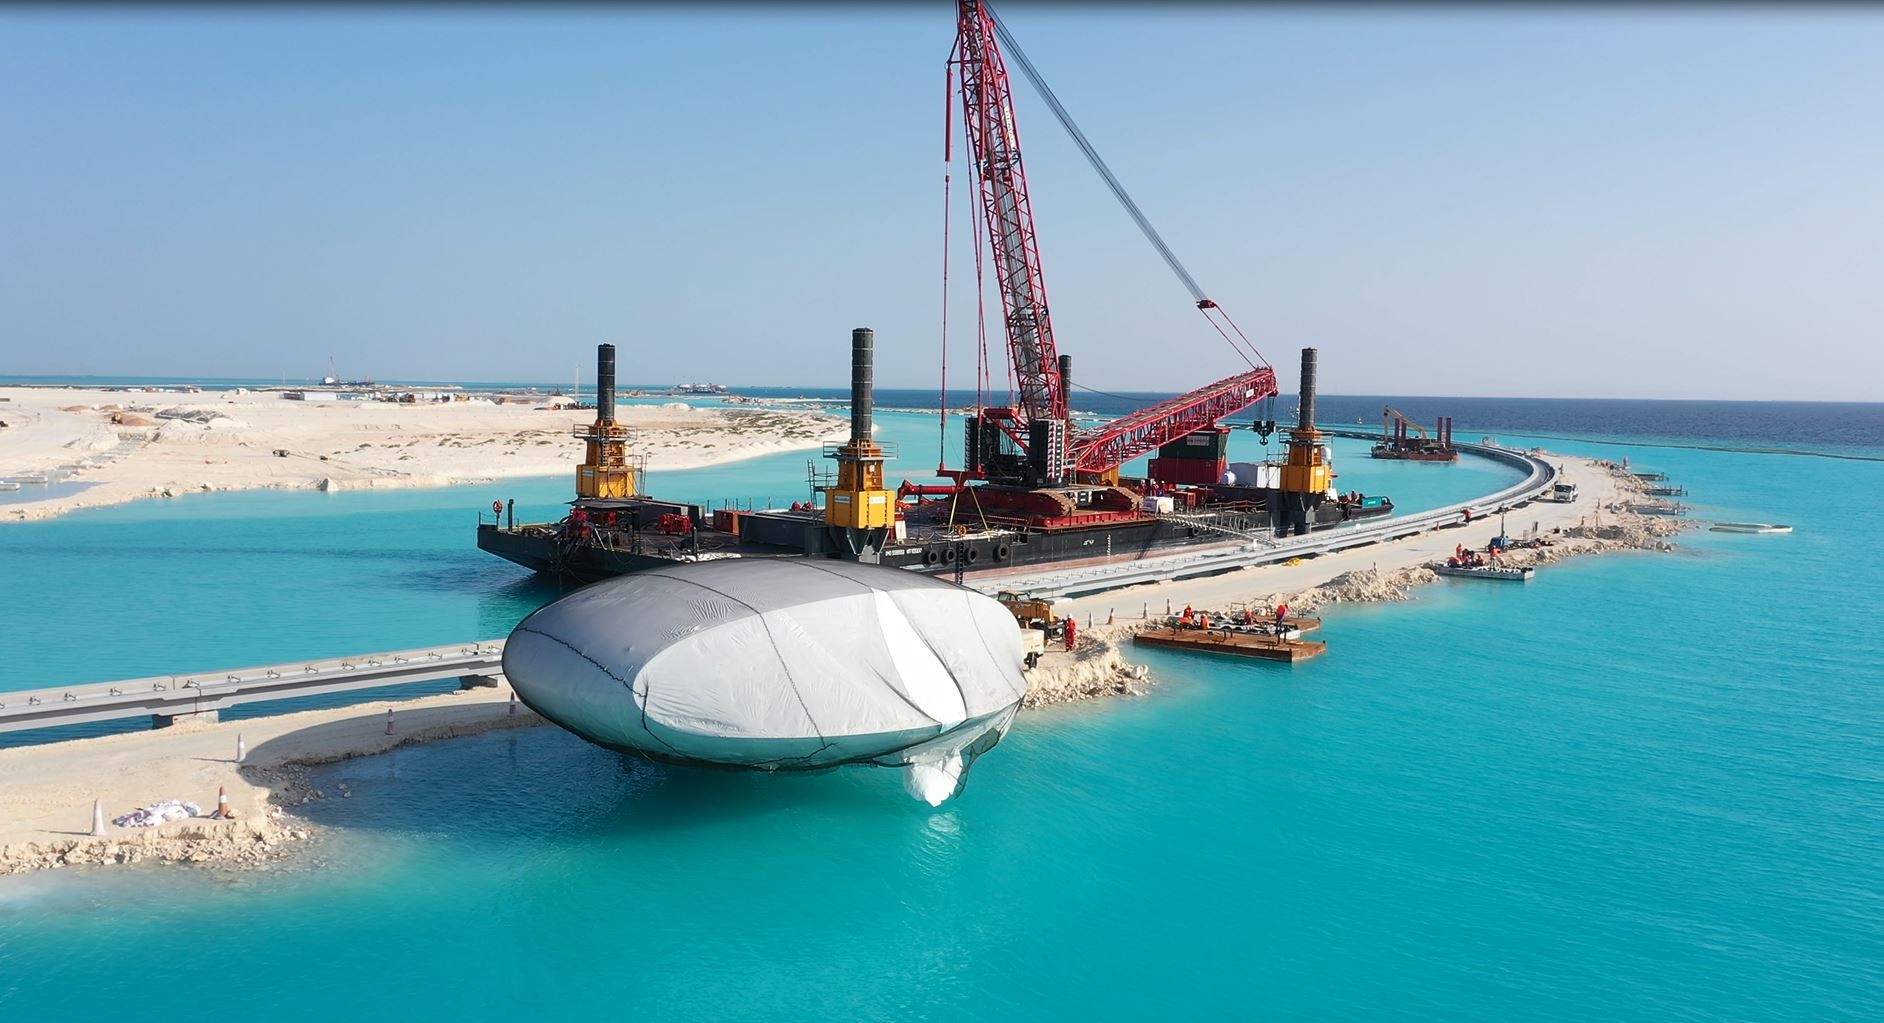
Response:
[1069,380,1156,404]
[939,58,956,471]
[987,7,1270,371]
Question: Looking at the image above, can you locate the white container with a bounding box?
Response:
[1227,462,1282,489]
[1142,495,1176,514]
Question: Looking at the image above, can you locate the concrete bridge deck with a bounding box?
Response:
[0,642,505,736]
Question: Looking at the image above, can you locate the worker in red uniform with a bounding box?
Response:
[1274,602,1289,633]
[1062,616,1077,651]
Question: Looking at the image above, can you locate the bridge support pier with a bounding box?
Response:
[151,709,219,730]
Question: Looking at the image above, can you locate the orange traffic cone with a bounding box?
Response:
[210,786,232,820]
[385,708,396,735]
[236,733,246,763]
[507,690,518,716]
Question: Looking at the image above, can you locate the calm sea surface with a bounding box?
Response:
[1,400,1881,1020]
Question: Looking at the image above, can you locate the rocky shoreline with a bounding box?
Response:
[1024,459,1693,708]
[1020,634,1153,709]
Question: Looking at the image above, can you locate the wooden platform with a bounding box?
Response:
[1163,616,1321,635]
[1132,626,1327,663]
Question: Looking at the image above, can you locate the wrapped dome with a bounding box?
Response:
[504,559,1028,804]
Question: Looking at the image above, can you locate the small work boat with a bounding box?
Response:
[1435,563,1535,582]
[0,481,20,492]
[11,472,49,484]
[1709,522,1793,534]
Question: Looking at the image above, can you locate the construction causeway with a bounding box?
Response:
[964,431,1558,599]
[4,434,1552,740]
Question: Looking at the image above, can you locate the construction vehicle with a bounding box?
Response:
[477,0,1397,584]
[999,590,1062,669]
[996,590,1062,634]
[929,0,1278,497]
[1372,406,1457,461]
[897,1,1392,538]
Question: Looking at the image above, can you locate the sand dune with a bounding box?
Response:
[0,386,846,521]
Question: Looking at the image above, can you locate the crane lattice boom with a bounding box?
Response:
[956,0,1063,425]
[949,0,1280,480]
[1383,405,1432,441]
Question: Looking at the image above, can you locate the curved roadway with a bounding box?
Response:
[971,434,1560,600]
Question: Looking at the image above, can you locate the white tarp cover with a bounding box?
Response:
[503,560,1027,802]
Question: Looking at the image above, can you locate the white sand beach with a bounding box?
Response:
[0,686,543,874]
[0,386,846,521]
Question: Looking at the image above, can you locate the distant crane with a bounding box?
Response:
[1373,405,1457,462]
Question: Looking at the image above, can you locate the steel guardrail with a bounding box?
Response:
[0,641,506,734]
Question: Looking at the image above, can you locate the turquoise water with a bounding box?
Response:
[3,420,1881,1019]
[0,411,1514,692]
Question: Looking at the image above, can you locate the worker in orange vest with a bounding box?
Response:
[1274,602,1289,632]
[1063,616,1077,651]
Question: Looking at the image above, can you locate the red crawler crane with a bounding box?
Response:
[944,0,1278,492]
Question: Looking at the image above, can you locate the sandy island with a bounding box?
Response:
[0,450,1689,875]
[0,385,845,522]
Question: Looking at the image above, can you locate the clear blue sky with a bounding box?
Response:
[3,3,1880,399]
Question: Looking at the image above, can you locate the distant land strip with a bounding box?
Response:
[1496,432,1884,463]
